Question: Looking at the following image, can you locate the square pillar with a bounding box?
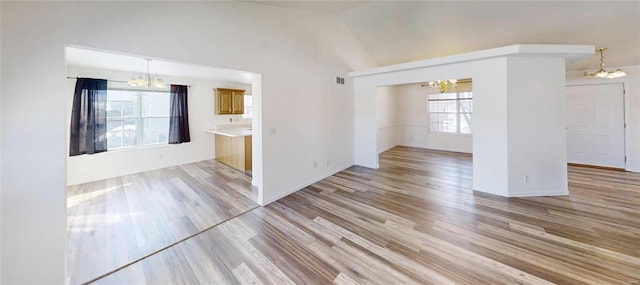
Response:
[505,56,569,196]
[473,56,569,197]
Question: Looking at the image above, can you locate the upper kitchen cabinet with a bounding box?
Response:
[215,88,245,115]
[231,90,244,115]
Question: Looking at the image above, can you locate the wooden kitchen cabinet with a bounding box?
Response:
[215,88,245,115]
[232,91,244,114]
[215,134,252,171]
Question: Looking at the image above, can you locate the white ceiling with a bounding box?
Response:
[66,1,639,75]
[250,0,368,14]
[258,1,639,71]
[65,47,254,84]
[338,1,639,71]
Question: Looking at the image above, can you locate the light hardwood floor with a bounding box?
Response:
[67,159,258,285]
[88,146,639,284]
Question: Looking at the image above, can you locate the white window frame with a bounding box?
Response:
[428,91,473,135]
[242,94,253,119]
[106,87,171,150]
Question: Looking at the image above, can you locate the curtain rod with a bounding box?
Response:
[66,77,191,87]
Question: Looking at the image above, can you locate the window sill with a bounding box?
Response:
[105,143,176,153]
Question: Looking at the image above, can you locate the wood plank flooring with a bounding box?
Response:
[90,146,639,284]
[67,159,258,285]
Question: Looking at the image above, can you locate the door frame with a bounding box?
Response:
[566,82,628,170]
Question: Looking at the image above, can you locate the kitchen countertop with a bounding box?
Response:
[206,127,252,137]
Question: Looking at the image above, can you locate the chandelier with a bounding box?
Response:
[425,79,457,93]
[584,48,626,79]
[128,59,167,88]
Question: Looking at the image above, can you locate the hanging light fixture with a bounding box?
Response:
[424,79,458,93]
[128,59,167,88]
[584,48,626,79]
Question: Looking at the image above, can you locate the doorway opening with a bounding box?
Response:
[64,46,264,284]
[375,79,474,157]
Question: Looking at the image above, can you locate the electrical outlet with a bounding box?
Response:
[326,160,330,167]
[524,175,529,183]
[313,161,317,168]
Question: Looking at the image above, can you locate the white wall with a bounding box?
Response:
[0,3,3,280]
[376,86,397,153]
[0,2,376,283]
[566,65,640,173]
[66,66,251,185]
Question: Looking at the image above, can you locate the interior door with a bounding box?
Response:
[566,83,625,168]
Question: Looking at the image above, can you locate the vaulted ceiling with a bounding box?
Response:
[258,1,640,72]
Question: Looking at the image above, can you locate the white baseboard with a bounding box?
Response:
[506,190,570,197]
[472,185,569,198]
[377,144,398,154]
[397,143,472,154]
[261,162,353,206]
[354,161,379,169]
[626,165,640,173]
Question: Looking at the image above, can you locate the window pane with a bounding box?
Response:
[142,92,170,117]
[121,91,138,118]
[460,113,472,134]
[107,120,123,149]
[106,90,123,118]
[107,119,137,149]
[428,93,457,100]
[459,92,473,99]
[122,119,137,147]
[429,100,457,113]
[429,113,457,133]
[143,117,169,145]
[106,101,122,118]
[459,100,473,113]
[106,90,121,118]
[243,95,253,117]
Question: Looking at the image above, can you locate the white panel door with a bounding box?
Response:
[566,84,625,168]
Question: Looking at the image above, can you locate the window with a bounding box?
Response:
[243,94,253,118]
[106,88,170,150]
[428,92,472,134]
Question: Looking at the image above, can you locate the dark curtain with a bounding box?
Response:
[69,78,108,156]
[168,84,191,144]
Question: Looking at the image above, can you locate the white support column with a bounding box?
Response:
[353,77,380,168]
[472,58,510,196]
[504,56,569,196]
[473,56,569,197]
